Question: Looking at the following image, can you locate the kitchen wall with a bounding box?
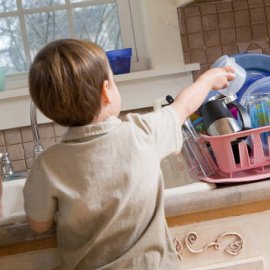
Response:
[6,0,269,173]
[178,0,270,79]
[1,108,152,173]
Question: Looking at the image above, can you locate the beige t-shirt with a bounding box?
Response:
[23,106,182,270]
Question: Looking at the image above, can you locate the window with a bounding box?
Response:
[0,0,148,90]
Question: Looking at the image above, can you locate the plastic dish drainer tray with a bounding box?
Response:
[199,125,270,183]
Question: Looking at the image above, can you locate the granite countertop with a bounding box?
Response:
[1,179,270,248]
[164,179,270,217]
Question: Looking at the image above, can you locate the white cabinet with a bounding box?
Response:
[0,248,59,270]
[168,210,270,269]
[191,257,264,270]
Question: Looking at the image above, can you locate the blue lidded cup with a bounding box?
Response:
[106,48,132,75]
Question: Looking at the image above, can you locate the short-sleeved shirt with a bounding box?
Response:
[23,106,182,269]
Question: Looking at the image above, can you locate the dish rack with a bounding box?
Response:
[199,125,270,183]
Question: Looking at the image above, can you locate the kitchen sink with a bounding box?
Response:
[0,166,216,226]
[1,178,26,226]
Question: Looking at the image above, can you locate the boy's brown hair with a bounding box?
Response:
[29,39,110,126]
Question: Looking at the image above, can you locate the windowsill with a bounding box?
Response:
[115,64,199,82]
[0,64,200,130]
[0,64,199,99]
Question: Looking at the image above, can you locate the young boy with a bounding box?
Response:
[23,39,235,269]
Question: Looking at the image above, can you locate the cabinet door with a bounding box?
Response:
[187,257,264,270]
[169,211,270,269]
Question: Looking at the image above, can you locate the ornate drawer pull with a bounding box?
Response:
[185,231,243,256]
[173,231,244,260]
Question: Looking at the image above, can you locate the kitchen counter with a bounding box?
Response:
[165,179,270,218]
[1,179,270,256]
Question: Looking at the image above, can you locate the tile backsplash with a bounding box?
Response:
[2,108,152,173]
[178,0,270,79]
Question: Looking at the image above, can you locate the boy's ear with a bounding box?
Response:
[101,80,111,104]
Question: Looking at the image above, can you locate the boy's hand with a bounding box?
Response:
[197,66,236,91]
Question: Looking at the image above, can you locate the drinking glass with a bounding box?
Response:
[244,92,270,153]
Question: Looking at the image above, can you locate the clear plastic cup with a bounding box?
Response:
[211,55,246,96]
[243,92,270,154]
[181,118,216,179]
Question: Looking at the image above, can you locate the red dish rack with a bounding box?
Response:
[199,125,270,183]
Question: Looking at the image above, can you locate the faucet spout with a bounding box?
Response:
[30,101,44,159]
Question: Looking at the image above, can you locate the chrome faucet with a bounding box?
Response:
[0,152,28,181]
[2,152,14,179]
[30,101,44,159]
[0,102,44,182]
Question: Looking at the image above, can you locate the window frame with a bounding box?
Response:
[1,0,148,91]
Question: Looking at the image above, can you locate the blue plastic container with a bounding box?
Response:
[106,48,132,75]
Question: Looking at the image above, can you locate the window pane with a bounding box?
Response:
[0,17,27,74]
[22,0,65,9]
[25,10,70,59]
[73,3,122,51]
[0,0,17,12]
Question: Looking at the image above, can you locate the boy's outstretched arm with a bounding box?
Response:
[170,66,235,125]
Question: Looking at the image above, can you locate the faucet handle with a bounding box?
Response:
[2,152,14,179]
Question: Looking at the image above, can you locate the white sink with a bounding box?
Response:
[0,168,216,226]
[1,178,26,226]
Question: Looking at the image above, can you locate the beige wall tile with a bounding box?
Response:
[233,0,249,10]
[188,32,205,49]
[0,131,5,147]
[53,123,68,138]
[0,146,7,153]
[206,46,222,63]
[268,22,270,34]
[236,26,252,42]
[248,0,264,7]
[6,144,24,161]
[234,10,250,26]
[12,160,26,173]
[204,30,220,47]
[40,138,56,150]
[183,51,191,64]
[252,23,268,39]
[186,16,202,33]
[200,4,216,15]
[202,14,219,31]
[181,35,189,52]
[216,2,233,12]
[26,158,33,170]
[250,7,266,24]
[222,43,239,55]
[38,123,54,140]
[220,28,237,45]
[23,142,35,159]
[4,128,22,145]
[180,18,187,35]
[266,6,270,22]
[190,49,207,64]
[184,6,200,17]
[218,12,235,29]
[20,126,34,143]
